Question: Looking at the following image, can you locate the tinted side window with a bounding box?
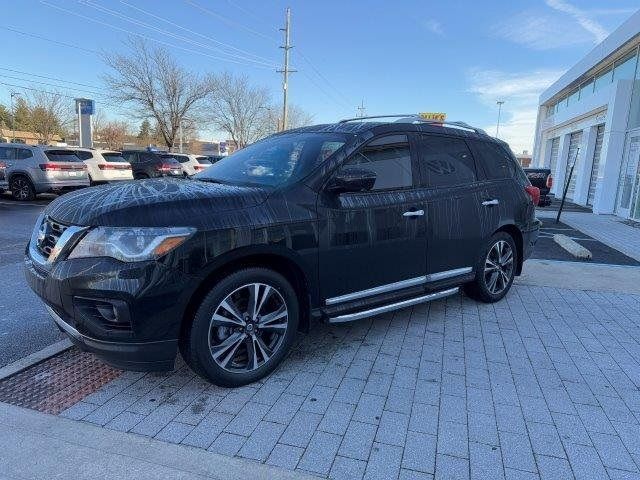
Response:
[16,148,33,159]
[343,134,413,191]
[122,152,138,163]
[141,153,158,162]
[0,147,16,160]
[472,141,511,179]
[418,135,476,187]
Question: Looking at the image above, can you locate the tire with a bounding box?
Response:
[464,231,517,303]
[10,175,36,201]
[135,173,149,180]
[182,268,299,387]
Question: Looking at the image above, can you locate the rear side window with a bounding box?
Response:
[344,134,413,191]
[196,156,211,165]
[0,147,16,160]
[418,135,476,187]
[75,151,94,160]
[16,148,33,159]
[141,153,159,162]
[45,150,82,162]
[471,141,511,179]
[102,153,127,163]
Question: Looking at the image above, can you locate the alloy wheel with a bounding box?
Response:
[13,179,30,200]
[483,240,514,295]
[208,283,288,373]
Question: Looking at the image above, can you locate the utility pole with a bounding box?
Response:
[357,99,366,118]
[278,7,295,131]
[496,100,505,138]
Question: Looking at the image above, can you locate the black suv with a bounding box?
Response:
[121,150,183,179]
[25,116,540,386]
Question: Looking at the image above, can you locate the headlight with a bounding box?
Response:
[68,226,196,262]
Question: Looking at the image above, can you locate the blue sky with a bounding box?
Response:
[1,0,637,152]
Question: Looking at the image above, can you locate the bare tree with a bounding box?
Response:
[208,73,273,148]
[28,91,71,145]
[91,109,106,140]
[100,121,130,150]
[263,103,313,134]
[103,39,212,148]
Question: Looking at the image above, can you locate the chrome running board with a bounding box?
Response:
[328,287,459,324]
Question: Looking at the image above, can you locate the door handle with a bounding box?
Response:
[482,199,499,206]
[403,209,424,217]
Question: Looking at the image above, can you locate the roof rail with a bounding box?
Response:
[337,114,487,135]
[338,114,417,123]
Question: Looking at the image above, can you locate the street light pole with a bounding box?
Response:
[496,100,505,138]
[10,92,21,143]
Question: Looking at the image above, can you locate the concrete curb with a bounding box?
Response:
[517,259,640,294]
[553,233,592,259]
[0,339,72,381]
[0,402,319,480]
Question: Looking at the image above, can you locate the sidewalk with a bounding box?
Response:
[0,401,317,480]
[537,210,640,262]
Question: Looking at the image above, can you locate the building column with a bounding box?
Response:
[552,133,571,197]
[573,126,598,206]
[592,80,634,214]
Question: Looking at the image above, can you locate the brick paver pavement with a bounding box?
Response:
[61,284,640,480]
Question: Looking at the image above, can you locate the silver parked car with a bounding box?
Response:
[0,144,89,201]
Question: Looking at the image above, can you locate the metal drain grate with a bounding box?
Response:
[0,348,122,414]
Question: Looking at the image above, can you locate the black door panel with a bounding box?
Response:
[318,134,427,302]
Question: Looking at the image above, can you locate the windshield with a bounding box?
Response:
[195,133,347,187]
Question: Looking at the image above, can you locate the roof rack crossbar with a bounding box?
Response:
[337,114,487,135]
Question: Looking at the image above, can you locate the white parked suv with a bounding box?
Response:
[160,153,212,176]
[66,148,133,185]
[0,143,89,200]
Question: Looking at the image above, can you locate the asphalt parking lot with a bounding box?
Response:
[531,218,640,266]
[0,193,64,367]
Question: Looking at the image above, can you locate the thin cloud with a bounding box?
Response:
[467,68,565,153]
[546,0,609,44]
[423,19,444,36]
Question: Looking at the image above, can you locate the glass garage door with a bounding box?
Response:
[587,124,605,206]
[565,130,583,200]
[549,137,560,172]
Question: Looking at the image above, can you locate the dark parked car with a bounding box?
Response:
[524,168,553,207]
[25,116,540,386]
[121,150,183,179]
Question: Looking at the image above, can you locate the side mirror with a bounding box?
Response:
[328,167,377,193]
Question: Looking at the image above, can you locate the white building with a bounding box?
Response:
[532,9,640,220]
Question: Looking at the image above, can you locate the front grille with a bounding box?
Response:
[36,216,69,259]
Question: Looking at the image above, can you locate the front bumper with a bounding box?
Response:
[23,248,195,372]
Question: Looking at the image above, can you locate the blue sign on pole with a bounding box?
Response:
[75,98,95,115]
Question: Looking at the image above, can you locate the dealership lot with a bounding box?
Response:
[0,194,64,366]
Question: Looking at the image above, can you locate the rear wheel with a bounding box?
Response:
[10,176,35,201]
[135,173,149,180]
[181,268,299,387]
[464,232,517,303]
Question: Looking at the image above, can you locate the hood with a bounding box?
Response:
[44,178,269,227]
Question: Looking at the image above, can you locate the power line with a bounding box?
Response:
[185,0,279,44]
[80,0,277,68]
[0,25,99,55]
[179,0,351,108]
[40,1,275,70]
[0,67,100,91]
[0,81,122,110]
[0,73,106,98]
[125,0,279,63]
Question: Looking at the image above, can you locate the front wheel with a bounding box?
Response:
[464,232,517,303]
[182,268,299,387]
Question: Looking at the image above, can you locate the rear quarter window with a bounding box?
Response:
[75,151,94,160]
[102,153,127,163]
